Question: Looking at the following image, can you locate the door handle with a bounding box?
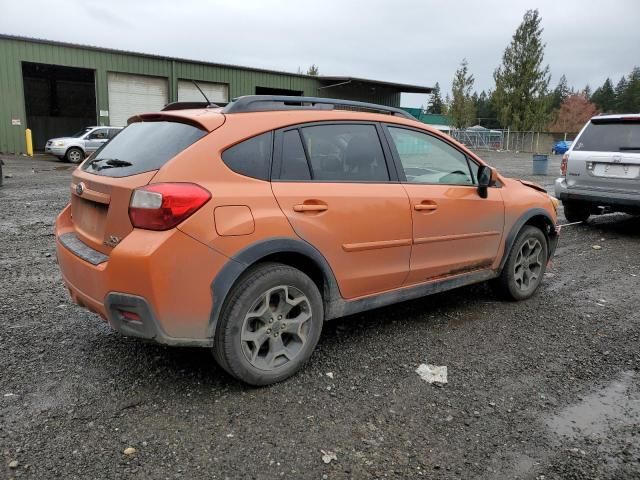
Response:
[414,203,438,211]
[293,203,328,213]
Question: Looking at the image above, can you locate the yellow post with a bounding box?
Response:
[25,128,34,157]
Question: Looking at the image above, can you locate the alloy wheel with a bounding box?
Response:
[514,238,543,291]
[68,149,82,163]
[240,285,312,371]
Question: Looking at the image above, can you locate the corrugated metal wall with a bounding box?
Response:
[320,83,401,107]
[0,36,401,154]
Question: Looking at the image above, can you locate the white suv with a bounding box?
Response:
[555,114,640,222]
[45,126,123,163]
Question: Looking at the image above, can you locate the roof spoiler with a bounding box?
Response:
[162,101,227,111]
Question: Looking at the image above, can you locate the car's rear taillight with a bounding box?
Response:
[129,183,211,231]
[560,154,568,176]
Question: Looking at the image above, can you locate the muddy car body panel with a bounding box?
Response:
[55,96,559,384]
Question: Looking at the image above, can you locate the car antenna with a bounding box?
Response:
[191,80,211,105]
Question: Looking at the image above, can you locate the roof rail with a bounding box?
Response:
[221,95,416,120]
[162,101,227,111]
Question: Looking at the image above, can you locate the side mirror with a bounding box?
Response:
[477,165,494,199]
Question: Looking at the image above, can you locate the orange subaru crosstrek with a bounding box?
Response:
[55,96,559,385]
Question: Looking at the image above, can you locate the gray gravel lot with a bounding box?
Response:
[1,152,639,479]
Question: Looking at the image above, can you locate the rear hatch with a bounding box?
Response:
[69,114,222,255]
[567,117,640,195]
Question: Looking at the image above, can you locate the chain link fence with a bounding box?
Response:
[449,127,578,153]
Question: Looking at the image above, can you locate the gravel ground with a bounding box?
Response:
[1,152,639,479]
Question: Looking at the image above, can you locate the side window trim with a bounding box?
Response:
[375,122,402,181]
[272,120,399,183]
[465,156,477,184]
[382,123,479,187]
[295,127,316,180]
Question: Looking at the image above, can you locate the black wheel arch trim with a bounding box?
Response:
[208,211,558,341]
[498,208,558,272]
[208,237,342,337]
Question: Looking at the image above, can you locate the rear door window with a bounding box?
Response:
[278,123,389,182]
[574,120,640,153]
[82,121,206,177]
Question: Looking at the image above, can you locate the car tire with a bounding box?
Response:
[65,147,84,164]
[492,225,548,301]
[562,201,591,223]
[213,262,324,386]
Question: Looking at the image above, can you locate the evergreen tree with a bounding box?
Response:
[443,93,451,115]
[475,90,500,128]
[582,84,592,99]
[551,74,570,110]
[306,64,319,76]
[427,82,444,114]
[450,59,476,128]
[591,78,616,113]
[617,67,640,113]
[614,76,628,112]
[493,9,551,130]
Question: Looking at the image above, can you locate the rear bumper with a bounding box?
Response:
[554,178,640,209]
[104,293,212,347]
[55,205,228,346]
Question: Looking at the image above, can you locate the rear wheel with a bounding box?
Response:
[65,147,84,164]
[213,263,323,386]
[492,226,548,301]
[562,201,591,223]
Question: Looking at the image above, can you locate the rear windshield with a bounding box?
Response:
[82,121,206,177]
[574,120,640,153]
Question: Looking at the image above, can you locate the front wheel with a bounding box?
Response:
[492,226,548,301]
[65,147,84,164]
[213,263,324,386]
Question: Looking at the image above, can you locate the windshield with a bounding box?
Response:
[574,120,640,153]
[82,121,206,177]
[70,128,92,138]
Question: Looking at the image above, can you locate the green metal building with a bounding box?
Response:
[0,34,431,154]
[401,108,452,132]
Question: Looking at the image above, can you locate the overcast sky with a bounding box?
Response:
[1,0,638,107]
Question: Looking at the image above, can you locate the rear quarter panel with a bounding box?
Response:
[151,124,297,258]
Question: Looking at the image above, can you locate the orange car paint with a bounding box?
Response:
[55,106,558,346]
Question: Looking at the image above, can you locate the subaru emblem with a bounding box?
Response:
[76,182,85,195]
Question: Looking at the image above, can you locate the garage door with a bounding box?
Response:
[107,73,169,126]
[178,80,228,103]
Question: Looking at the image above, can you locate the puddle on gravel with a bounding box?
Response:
[547,370,639,438]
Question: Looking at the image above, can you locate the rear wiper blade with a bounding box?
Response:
[91,158,132,166]
[89,158,132,169]
[103,159,132,167]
